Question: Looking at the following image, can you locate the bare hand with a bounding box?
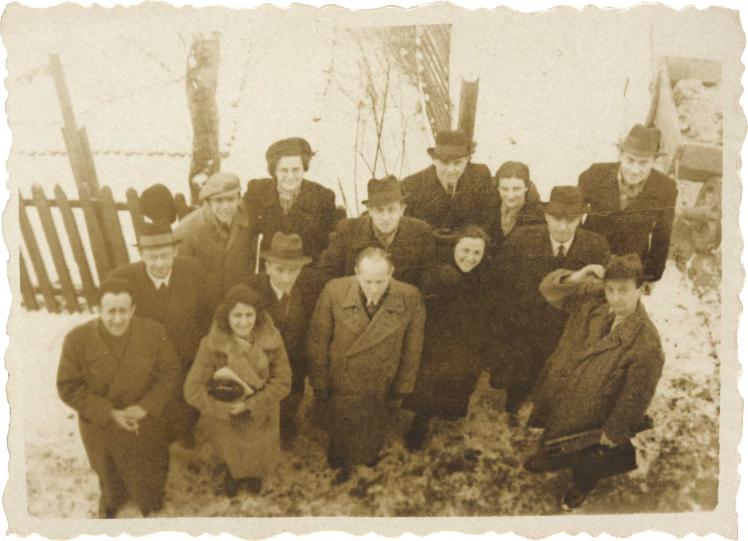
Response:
[110,409,139,432]
[123,405,147,421]
[228,401,248,415]
[568,264,605,283]
[599,432,616,447]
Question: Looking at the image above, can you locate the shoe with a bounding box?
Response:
[223,470,239,498]
[141,501,163,517]
[507,412,520,428]
[523,452,553,473]
[561,485,590,510]
[98,500,117,519]
[244,477,263,494]
[405,417,429,451]
[333,466,353,485]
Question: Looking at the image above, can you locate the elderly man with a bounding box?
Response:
[526,254,665,510]
[307,247,426,482]
[174,171,252,311]
[57,279,179,518]
[244,137,337,263]
[578,124,678,286]
[109,219,208,448]
[401,130,495,231]
[244,232,317,444]
[491,186,610,416]
[317,176,436,286]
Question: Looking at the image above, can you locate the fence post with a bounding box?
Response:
[19,252,40,311]
[457,77,479,140]
[125,188,146,239]
[97,186,130,268]
[19,195,60,312]
[78,183,112,281]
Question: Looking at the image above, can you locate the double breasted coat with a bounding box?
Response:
[306,276,426,465]
[401,162,495,231]
[316,215,436,286]
[490,224,610,395]
[174,203,253,311]
[184,320,292,479]
[484,180,545,256]
[578,162,678,281]
[244,178,337,263]
[57,317,179,513]
[529,269,665,447]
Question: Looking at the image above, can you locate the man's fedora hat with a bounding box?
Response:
[543,186,590,218]
[427,130,475,161]
[604,253,644,282]
[199,172,241,202]
[135,219,180,249]
[362,175,405,208]
[616,124,665,157]
[260,232,312,266]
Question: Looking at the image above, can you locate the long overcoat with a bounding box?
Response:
[490,224,610,390]
[484,180,545,256]
[174,202,252,311]
[316,215,436,286]
[244,178,337,263]
[578,162,678,281]
[529,269,665,446]
[401,162,495,231]
[306,276,426,465]
[57,317,179,513]
[184,320,291,479]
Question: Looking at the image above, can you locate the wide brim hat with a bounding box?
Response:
[427,129,476,160]
[616,124,666,157]
[199,172,241,202]
[134,219,180,248]
[260,232,312,266]
[362,175,405,207]
[543,186,590,218]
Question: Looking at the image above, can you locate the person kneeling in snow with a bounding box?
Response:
[524,254,664,510]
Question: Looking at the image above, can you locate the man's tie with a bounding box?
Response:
[556,244,566,260]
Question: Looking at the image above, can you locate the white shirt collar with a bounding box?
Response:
[147,269,171,289]
[269,279,289,301]
[549,236,574,257]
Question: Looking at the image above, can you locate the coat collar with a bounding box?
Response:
[579,298,647,358]
[205,318,282,354]
[260,179,316,213]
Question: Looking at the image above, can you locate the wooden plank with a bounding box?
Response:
[78,183,112,281]
[78,127,100,193]
[19,252,39,311]
[31,184,79,312]
[19,195,59,312]
[125,188,146,239]
[21,197,130,211]
[457,78,479,141]
[54,184,98,308]
[97,186,130,268]
[61,126,88,192]
[173,193,192,220]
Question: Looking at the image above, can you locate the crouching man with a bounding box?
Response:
[525,254,664,510]
[306,247,426,483]
[57,279,179,518]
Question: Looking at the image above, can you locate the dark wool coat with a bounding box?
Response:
[403,250,496,420]
[316,215,436,286]
[306,276,426,464]
[578,162,678,281]
[529,269,665,446]
[490,224,610,390]
[401,162,495,230]
[57,317,179,512]
[174,203,253,311]
[484,181,545,256]
[184,320,291,478]
[244,178,337,263]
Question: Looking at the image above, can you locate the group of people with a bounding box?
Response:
[56,123,676,517]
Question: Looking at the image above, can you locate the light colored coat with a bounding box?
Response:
[306,276,425,464]
[184,319,291,478]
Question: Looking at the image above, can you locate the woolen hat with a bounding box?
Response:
[495,161,530,183]
[134,219,180,249]
[222,284,269,313]
[427,130,475,160]
[199,172,241,202]
[616,124,665,157]
[362,176,405,207]
[604,253,644,282]
[260,232,312,267]
[265,137,314,164]
[543,186,590,218]
[140,183,177,225]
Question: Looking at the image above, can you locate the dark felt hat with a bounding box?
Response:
[604,253,644,282]
[207,378,246,402]
[135,219,180,249]
[543,186,590,218]
[140,184,177,225]
[260,232,312,267]
[362,175,405,208]
[265,137,314,163]
[616,124,665,157]
[427,130,475,160]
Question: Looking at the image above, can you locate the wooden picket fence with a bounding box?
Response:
[19,183,190,313]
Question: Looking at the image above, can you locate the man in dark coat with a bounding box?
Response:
[578,124,678,285]
[57,279,179,518]
[525,254,665,510]
[317,176,436,287]
[244,137,337,263]
[243,232,317,444]
[307,247,426,483]
[490,186,610,415]
[109,220,208,447]
[175,172,252,311]
[401,130,495,231]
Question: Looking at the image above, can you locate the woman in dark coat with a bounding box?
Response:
[403,225,494,450]
[486,161,544,255]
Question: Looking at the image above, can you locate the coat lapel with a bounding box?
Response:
[162,258,187,329]
[346,286,406,357]
[578,301,645,359]
[338,280,371,342]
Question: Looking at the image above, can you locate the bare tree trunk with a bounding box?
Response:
[186,33,221,206]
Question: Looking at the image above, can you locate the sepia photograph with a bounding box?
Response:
[0,1,744,538]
